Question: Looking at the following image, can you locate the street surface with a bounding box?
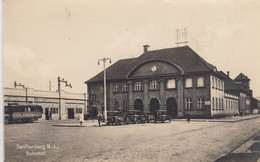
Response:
[5,115,260,162]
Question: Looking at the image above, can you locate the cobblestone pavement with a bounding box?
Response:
[4,115,260,162]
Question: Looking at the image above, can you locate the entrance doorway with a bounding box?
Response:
[166,98,178,118]
[134,99,144,111]
[68,108,74,119]
[150,98,160,115]
[45,108,49,120]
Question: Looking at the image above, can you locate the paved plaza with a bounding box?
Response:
[5,115,260,162]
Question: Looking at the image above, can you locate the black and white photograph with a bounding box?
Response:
[2,0,260,161]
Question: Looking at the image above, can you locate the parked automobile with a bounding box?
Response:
[154,110,171,123]
[127,110,141,124]
[5,104,43,124]
[84,113,96,120]
[137,111,151,123]
[107,111,129,125]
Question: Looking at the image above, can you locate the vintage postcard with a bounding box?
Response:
[3,0,260,161]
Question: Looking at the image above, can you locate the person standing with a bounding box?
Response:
[186,112,191,123]
[97,111,103,127]
[49,110,52,120]
[79,113,84,126]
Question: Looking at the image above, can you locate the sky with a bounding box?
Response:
[3,0,260,97]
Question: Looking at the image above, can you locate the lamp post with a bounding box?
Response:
[98,57,111,121]
[57,77,72,120]
[14,81,28,103]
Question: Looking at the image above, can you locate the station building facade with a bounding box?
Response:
[85,46,257,118]
[4,87,87,120]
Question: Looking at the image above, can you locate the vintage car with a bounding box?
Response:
[137,111,151,123]
[127,110,141,124]
[106,111,129,125]
[5,104,43,124]
[154,110,171,123]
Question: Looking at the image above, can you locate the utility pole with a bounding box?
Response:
[57,77,72,120]
[98,57,111,121]
[48,81,53,91]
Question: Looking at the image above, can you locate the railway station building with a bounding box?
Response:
[4,87,87,120]
[85,45,259,118]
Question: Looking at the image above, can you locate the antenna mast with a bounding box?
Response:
[176,28,189,47]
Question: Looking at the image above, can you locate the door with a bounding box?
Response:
[150,98,160,115]
[166,98,178,118]
[45,108,49,120]
[68,108,75,119]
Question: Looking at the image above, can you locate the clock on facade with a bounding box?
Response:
[151,65,157,72]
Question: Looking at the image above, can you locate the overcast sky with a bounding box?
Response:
[3,0,260,97]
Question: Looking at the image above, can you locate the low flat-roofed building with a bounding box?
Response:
[4,87,87,120]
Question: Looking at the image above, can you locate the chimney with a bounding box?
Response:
[143,45,150,53]
[227,71,230,77]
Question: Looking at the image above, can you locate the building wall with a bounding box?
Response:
[183,74,211,118]
[88,73,217,118]
[4,87,87,120]
[224,94,239,116]
[210,75,225,117]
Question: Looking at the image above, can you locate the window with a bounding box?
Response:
[219,98,221,109]
[113,83,119,93]
[123,101,128,110]
[149,80,159,90]
[92,94,96,101]
[212,97,215,109]
[114,100,119,110]
[185,98,192,109]
[221,99,224,109]
[218,80,220,90]
[197,98,204,109]
[212,77,215,88]
[215,78,218,89]
[122,83,128,92]
[53,108,58,114]
[216,98,218,109]
[167,79,176,89]
[134,82,142,91]
[226,100,228,109]
[197,77,204,87]
[76,108,82,114]
[185,78,192,88]
[91,85,96,91]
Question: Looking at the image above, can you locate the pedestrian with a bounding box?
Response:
[97,111,102,127]
[49,110,52,120]
[186,112,191,123]
[79,113,84,127]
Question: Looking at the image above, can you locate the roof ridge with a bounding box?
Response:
[186,46,215,71]
[218,71,241,89]
[144,46,187,54]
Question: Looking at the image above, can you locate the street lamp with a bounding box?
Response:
[57,77,72,120]
[98,57,111,121]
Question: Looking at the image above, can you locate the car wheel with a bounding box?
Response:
[162,118,165,123]
[31,117,38,123]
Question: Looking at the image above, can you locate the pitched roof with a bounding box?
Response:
[217,71,242,91]
[234,73,250,81]
[86,46,216,83]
